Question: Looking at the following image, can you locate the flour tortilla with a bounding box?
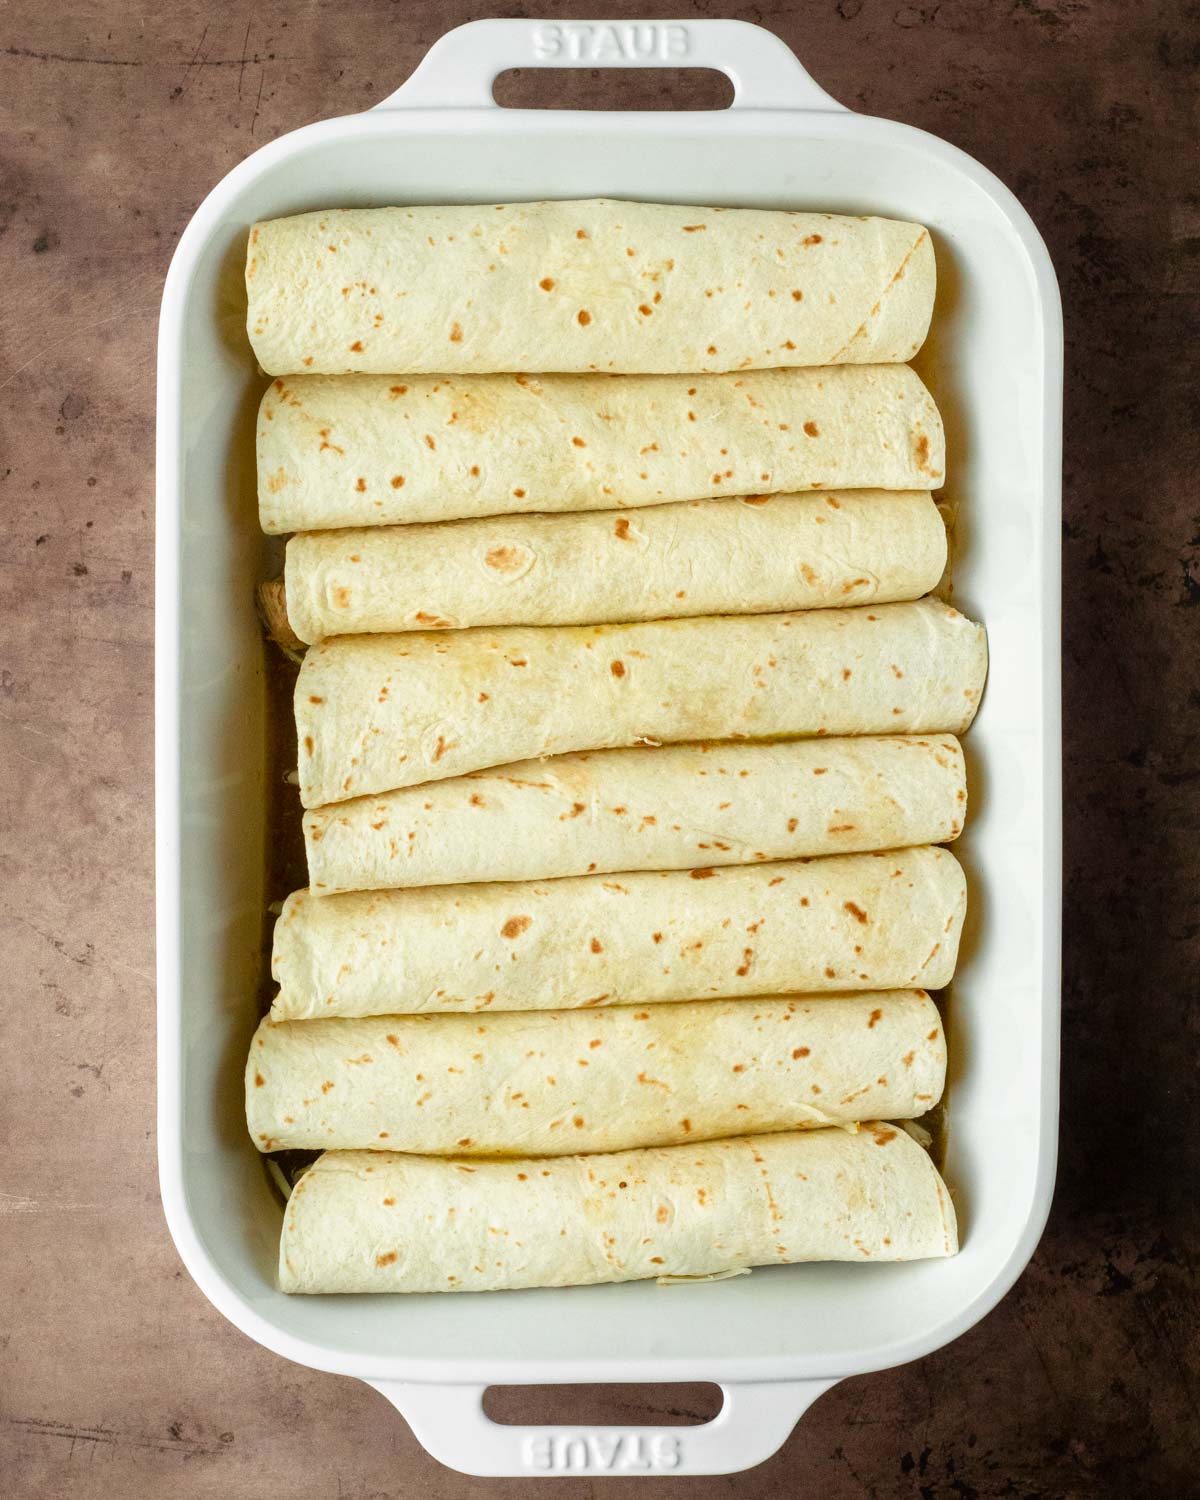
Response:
[278,1126,958,1293]
[295,599,986,806]
[273,845,965,1020]
[247,989,946,1157]
[257,365,944,533]
[247,200,934,378]
[305,734,966,894]
[283,490,946,642]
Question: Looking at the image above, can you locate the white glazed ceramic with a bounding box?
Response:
[156,18,1062,1477]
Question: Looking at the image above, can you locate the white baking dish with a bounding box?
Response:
[156,18,1061,1477]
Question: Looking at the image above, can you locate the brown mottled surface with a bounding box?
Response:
[1,2,1196,1496]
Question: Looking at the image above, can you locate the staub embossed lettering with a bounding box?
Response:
[532,23,691,63]
[523,1432,684,1472]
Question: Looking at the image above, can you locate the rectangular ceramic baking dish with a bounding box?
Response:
[156,18,1062,1478]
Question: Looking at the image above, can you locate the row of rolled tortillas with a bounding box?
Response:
[258,366,943,534]
[279,1126,958,1293]
[296,598,986,808]
[281,489,947,642]
[248,989,946,1156]
[304,735,967,895]
[272,844,966,1020]
[252,200,961,1291]
[247,201,935,379]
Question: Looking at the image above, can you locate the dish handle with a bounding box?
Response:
[372,18,845,114]
[369,1377,838,1477]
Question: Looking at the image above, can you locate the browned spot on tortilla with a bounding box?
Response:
[872,1127,898,1146]
[349,340,364,352]
[589,937,603,954]
[449,322,463,342]
[867,1008,883,1028]
[354,478,366,493]
[803,234,823,246]
[501,915,531,940]
[577,309,592,326]
[376,1251,397,1267]
[389,385,407,397]
[915,433,932,471]
[792,1047,811,1060]
[485,545,525,573]
[829,823,855,832]
[560,801,586,821]
[652,932,663,944]
[803,421,820,438]
[614,517,632,539]
[512,488,526,499]
[303,735,314,755]
[383,1196,395,1205]
[610,659,626,678]
[844,902,869,925]
[390,474,405,489]
[415,611,451,627]
[253,1072,264,1088]
[791,289,803,301]
[469,793,485,807]
[320,1080,335,1093]
[690,867,716,880]
[539,277,555,291]
[433,735,452,761]
[638,1071,669,1090]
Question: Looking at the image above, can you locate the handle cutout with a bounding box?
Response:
[483,1381,725,1427]
[492,67,735,113]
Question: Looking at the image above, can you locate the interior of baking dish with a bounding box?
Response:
[158,101,1059,1383]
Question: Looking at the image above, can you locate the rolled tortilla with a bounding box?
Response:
[305,735,966,894]
[258,365,944,534]
[283,490,947,643]
[295,599,986,806]
[247,990,947,1156]
[278,1126,958,1293]
[247,201,934,377]
[273,846,966,1020]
